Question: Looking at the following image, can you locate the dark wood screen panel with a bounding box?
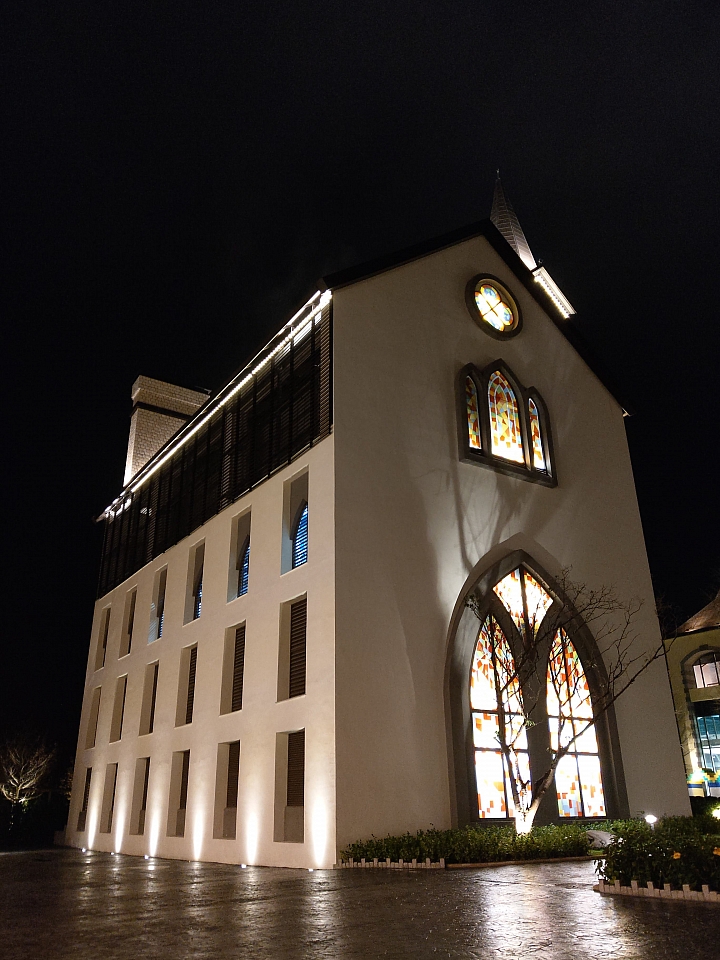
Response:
[98,306,332,597]
[289,599,307,699]
[286,730,305,807]
[231,626,245,712]
[226,741,241,809]
[185,647,197,725]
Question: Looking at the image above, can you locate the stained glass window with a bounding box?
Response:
[547,630,606,818]
[488,372,524,463]
[528,398,547,472]
[292,504,308,568]
[239,540,250,596]
[471,617,528,818]
[474,282,517,333]
[493,567,553,639]
[465,377,482,450]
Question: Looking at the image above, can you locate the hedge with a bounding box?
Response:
[598,816,720,892]
[341,823,594,865]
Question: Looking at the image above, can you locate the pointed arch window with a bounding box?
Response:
[547,630,606,818]
[471,616,528,818]
[459,363,554,485]
[465,377,482,450]
[528,397,547,472]
[488,372,524,463]
[292,503,308,568]
[238,538,250,596]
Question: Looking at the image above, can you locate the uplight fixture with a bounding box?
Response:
[712,808,720,821]
[645,814,658,826]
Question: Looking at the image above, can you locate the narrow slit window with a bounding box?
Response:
[466,377,482,450]
[292,504,308,568]
[289,599,307,698]
[96,608,111,671]
[528,398,547,472]
[110,676,128,742]
[226,741,241,809]
[186,646,197,724]
[85,687,102,749]
[77,768,92,832]
[193,573,203,620]
[232,625,246,712]
[286,730,305,808]
[156,569,167,639]
[238,538,250,596]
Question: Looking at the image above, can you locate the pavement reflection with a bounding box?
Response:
[1,850,716,959]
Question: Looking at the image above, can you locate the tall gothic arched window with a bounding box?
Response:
[459,363,554,485]
[464,563,611,822]
[547,630,606,818]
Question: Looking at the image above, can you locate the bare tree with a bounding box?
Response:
[466,570,668,834]
[0,737,55,830]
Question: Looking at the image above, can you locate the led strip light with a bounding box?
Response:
[102,289,332,519]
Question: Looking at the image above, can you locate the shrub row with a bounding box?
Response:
[598,816,720,891]
[341,823,593,865]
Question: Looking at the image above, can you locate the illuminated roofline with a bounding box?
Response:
[532,266,575,319]
[101,289,332,518]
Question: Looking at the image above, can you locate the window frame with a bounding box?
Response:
[457,361,556,487]
[465,275,523,340]
[445,550,628,828]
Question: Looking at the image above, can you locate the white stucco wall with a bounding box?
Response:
[69,438,336,868]
[332,234,689,849]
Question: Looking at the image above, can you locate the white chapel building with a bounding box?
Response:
[68,182,690,868]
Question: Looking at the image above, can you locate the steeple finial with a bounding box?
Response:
[490,172,537,271]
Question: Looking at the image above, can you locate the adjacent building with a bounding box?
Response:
[68,182,691,867]
[665,592,720,798]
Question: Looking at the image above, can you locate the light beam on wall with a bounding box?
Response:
[246,812,259,865]
[312,799,328,867]
[192,809,205,861]
[148,812,160,858]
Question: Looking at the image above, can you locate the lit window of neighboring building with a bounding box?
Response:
[693,652,720,689]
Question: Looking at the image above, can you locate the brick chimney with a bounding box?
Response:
[124,376,210,486]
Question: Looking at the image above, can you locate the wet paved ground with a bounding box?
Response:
[1,849,717,959]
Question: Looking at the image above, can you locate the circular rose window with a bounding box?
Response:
[467,277,521,338]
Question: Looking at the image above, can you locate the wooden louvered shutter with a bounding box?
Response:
[186,647,197,724]
[149,664,159,733]
[231,626,245,711]
[179,751,190,810]
[289,599,307,698]
[226,741,241,808]
[140,758,150,812]
[286,730,305,807]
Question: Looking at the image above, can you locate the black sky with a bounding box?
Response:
[3,1,720,760]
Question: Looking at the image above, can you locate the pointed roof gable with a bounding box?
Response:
[679,590,720,634]
[490,173,537,271]
[321,218,631,414]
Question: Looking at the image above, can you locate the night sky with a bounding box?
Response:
[3,2,720,761]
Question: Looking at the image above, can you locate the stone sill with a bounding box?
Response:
[595,878,720,903]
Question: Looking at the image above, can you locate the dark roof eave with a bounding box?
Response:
[320,218,633,415]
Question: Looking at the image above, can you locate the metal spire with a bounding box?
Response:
[490,171,537,270]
